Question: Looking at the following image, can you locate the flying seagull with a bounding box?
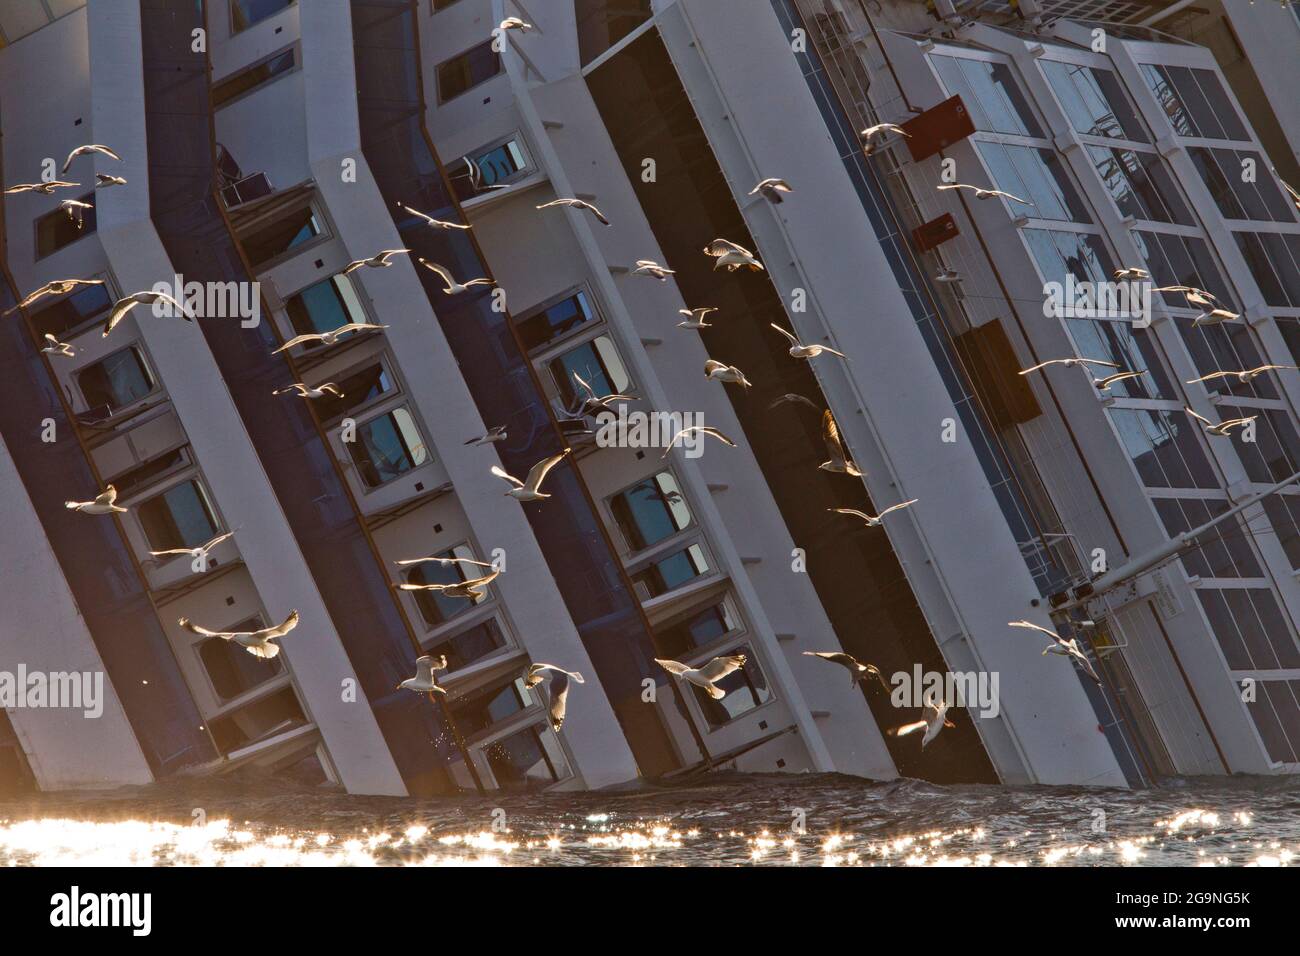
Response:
[704,359,752,388]
[1019,357,1118,376]
[770,392,822,413]
[498,16,533,32]
[703,238,763,272]
[41,333,76,358]
[417,258,495,294]
[1153,285,1217,309]
[935,269,961,284]
[464,425,507,446]
[1093,370,1144,392]
[660,425,737,459]
[1113,267,1149,280]
[545,670,576,732]
[273,382,344,400]
[149,530,236,565]
[398,655,448,694]
[632,259,674,280]
[1191,308,1240,328]
[394,555,495,570]
[803,651,890,691]
[536,198,611,226]
[1184,406,1256,437]
[1009,619,1100,684]
[397,202,471,230]
[1186,365,1300,386]
[179,610,299,660]
[655,654,747,699]
[860,123,910,154]
[938,183,1032,205]
[524,663,586,689]
[749,178,793,203]
[677,307,717,329]
[4,180,79,195]
[819,409,861,477]
[5,278,103,315]
[60,198,93,227]
[342,249,411,274]
[271,322,388,353]
[464,156,510,193]
[830,500,918,527]
[65,484,126,515]
[492,449,571,501]
[95,173,127,188]
[61,144,122,174]
[399,569,500,600]
[887,690,954,748]
[103,291,194,337]
[770,323,848,360]
[568,371,637,417]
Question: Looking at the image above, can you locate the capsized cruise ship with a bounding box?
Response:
[3,0,1300,797]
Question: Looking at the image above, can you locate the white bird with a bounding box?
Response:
[103,290,194,337]
[545,671,576,732]
[703,238,763,272]
[770,392,822,413]
[397,202,471,230]
[417,258,495,294]
[632,259,674,280]
[770,323,848,360]
[1184,406,1256,437]
[749,178,792,203]
[463,156,510,193]
[660,425,736,459]
[1192,308,1240,328]
[65,484,126,515]
[803,651,889,690]
[830,500,918,527]
[492,449,571,501]
[524,663,586,689]
[935,269,961,283]
[95,173,127,188]
[464,425,507,446]
[1187,365,1300,386]
[937,183,1032,205]
[887,690,954,748]
[819,409,861,477]
[342,249,411,274]
[860,123,910,154]
[1153,285,1218,309]
[179,610,299,660]
[273,382,344,399]
[1093,370,1144,391]
[704,359,752,388]
[1019,357,1118,376]
[397,655,448,694]
[60,198,93,227]
[1281,177,1300,213]
[677,307,716,329]
[536,197,611,226]
[4,180,79,195]
[656,654,747,699]
[394,554,495,570]
[569,371,636,417]
[271,322,388,354]
[4,278,103,315]
[498,16,532,32]
[61,144,122,174]
[1113,267,1149,280]
[399,569,500,600]
[41,333,75,358]
[1009,619,1100,684]
[148,530,236,565]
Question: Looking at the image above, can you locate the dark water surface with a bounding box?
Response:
[2,772,1297,866]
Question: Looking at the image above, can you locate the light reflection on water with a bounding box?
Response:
[1,773,1297,866]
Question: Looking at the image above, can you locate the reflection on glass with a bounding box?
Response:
[286,274,367,339]
[609,472,691,551]
[244,206,320,267]
[1040,60,1146,141]
[1232,232,1300,308]
[550,335,632,410]
[1132,231,1236,309]
[1022,228,1113,285]
[654,600,739,660]
[485,725,560,791]
[1108,407,1217,489]
[1221,404,1300,483]
[518,289,596,352]
[1088,146,1190,224]
[349,407,429,487]
[930,54,1043,137]
[404,544,489,628]
[1189,148,1296,223]
[77,348,154,411]
[690,643,770,728]
[631,543,712,599]
[1197,588,1300,671]
[138,480,219,551]
[976,142,1089,221]
[315,363,394,421]
[1153,497,1260,578]
[1141,64,1249,141]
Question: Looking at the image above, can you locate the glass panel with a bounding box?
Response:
[1108,407,1217,489]
[1063,317,1172,398]
[1197,588,1300,670]
[549,335,632,410]
[1262,494,1300,570]
[1219,404,1300,483]
[137,480,219,551]
[1152,497,1261,578]
[315,363,395,421]
[436,40,502,102]
[426,616,506,671]
[977,142,1089,221]
[1088,146,1191,224]
[1232,232,1300,308]
[404,545,489,628]
[285,274,364,338]
[198,617,283,702]
[518,289,596,352]
[485,725,558,791]
[1142,64,1248,140]
[1175,317,1274,400]
[452,680,531,737]
[690,643,771,728]
[36,193,96,258]
[244,206,320,267]
[28,282,112,339]
[349,407,429,487]
[608,472,692,551]
[654,600,739,659]
[630,542,712,599]
[231,0,294,33]
[212,48,296,108]
[77,348,154,411]
[1132,231,1236,309]
[1040,60,1147,141]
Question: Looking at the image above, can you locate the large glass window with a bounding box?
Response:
[1233,232,1300,308]
[975,142,1089,221]
[426,617,506,671]
[1153,497,1262,578]
[137,480,219,552]
[348,407,428,487]
[1189,148,1296,223]
[654,600,741,660]
[285,274,367,340]
[231,0,293,33]
[212,47,296,108]
[1197,588,1300,670]
[1022,228,1113,284]
[35,193,96,258]
[1040,60,1146,141]
[243,205,321,268]
[1220,404,1300,484]
[452,680,532,737]
[1108,407,1218,489]
[548,335,632,411]
[76,347,155,411]
[485,725,560,791]
[1262,494,1300,571]
[436,40,502,103]
[1133,231,1236,309]
[690,643,771,729]
[29,281,112,339]
[1141,64,1249,141]
[1249,680,1300,764]
[1064,317,1172,399]
[403,545,490,629]
[608,472,691,551]
[630,542,712,600]
[518,289,596,353]
[316,363,395,421]
[930,53,1043,137]
[1175,318,1276,400]
[1088,146,1191,224]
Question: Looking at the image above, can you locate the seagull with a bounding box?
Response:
[4,278,103,315]
[830,500,918,527]
[271,322,388,353]
[4,180,79,195]
[342,249,411,274]
[802,651,889,690]
[1187,365,1300,386]
[95,173,127,188]
[394,555,495,570]
[935,269,961,283]
[655,654,747,699]
[887,690,954,748]
[1113,267,1149,280]
[749,178,793,203]
[464,425,507,446]
[273,382,344,399]
[769,392,822,413]
[1019,357,1118,376]
[568,371,637,418]
[1154,285,1217,309]
[632,259,674,280]
[1279,176,1300,213]
[660,425,737,458]
[524,663,586,689]
[492,449,571,501]
[417,258,495,294]
[545,670,576,732]
[149,530,236,565]
[819,409,861,476]
[463,156,510,193]
[41,333,75,358]
[703,238,763,272]
[179,610,299,660]
[60,198,93,227]
[1184,406,1256,437]
[704,359,752,388]
[1192,308,1240,328]
[61,144,122,174]
[498,16,533,32]
[1093,370,1144,391]
[65,484,126,515]
[937,183,1032,205]
[399,569,500,600]
[677,307,717,329]
[103,290,194,337]
[396,202,472,230]
[770,323,848,360]
[1009,619,1100,684]
[860,123,910,154]
[536,198,611,226]
[397,655,448,694]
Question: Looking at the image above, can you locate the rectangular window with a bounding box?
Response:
[207,686,306,755]
[36,193,95,258]
[1220,404,1300,484]
[609,472,692,552]
[1062,317,1172,399]
[468,138,528,189]
[1176,318,1275,400]
[975,142,1089,221]
[654,600,740,660]
[436,40,502,103]
[1088,146,1191,224]
[1152,497,1262,578]
[198,615,283,702]
[426,617,506,672]
[403,545,489,628]
[76,347,155,412]
[486,725,559,791]
[231,0,294,34]
[314,362,395,422]
[1189,148,1296,223]
[1232,232,1300,308]
[29,281,113,339]
[348,407,429,487]
[1040,60,1147,141]
[1262,494,1300,571]
[1108,407,1217,489]
[244,206,320,269]
[285,273,366,340]
[930,53,1043,137]
[1196,589,1300,671]
[548,334,632,412]
[690,643,770,729]
[137,480,219,552]
[1141,64,1249,141]
[451,680,531,737]
[1022,227,1114,285]
[518,289,596,353]
[212,47,296,108]
[110,449,188,499]
[1133,231,1237,309]
[630,542,712,600]
[1251,680,1300,764]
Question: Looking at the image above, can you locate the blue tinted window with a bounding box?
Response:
[231,0,294,33]
[138,481,218,551]
[350,408,428,487]
[77,347,154,411]
[609,472,691,551]
[518,289,595,352]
